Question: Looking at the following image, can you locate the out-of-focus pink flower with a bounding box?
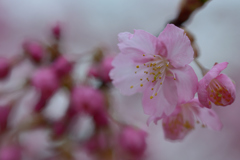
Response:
[88,56,114,83]
[198,62,236,108]
[0,106,11,133]
[85,132,108,153]
[52,56,73,78]
[0,58,11,79]
[92,110,109,127]
[118,126,147,157]
[23,41,44,63]
[110,24,198,118]
[0,145,21,160]
[71,86,105,115]
[151,98,222,141]
[52,23,61,40]
[31,68,59,99]
[99,56,114,83]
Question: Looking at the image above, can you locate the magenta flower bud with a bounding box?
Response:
[87,66,99,78]
[52,56,73,78]
[0,145,21,160]
[23,41,44,63]
[52,23,61,40]
[71,86,105,115]
[118,127,147,157]
[53,118,69,137]
[0,106,11,133]
[31,68,59,99]
[0,58,11,79]
[99,56,114,83]
[198,62,236,108]
[92,110,109,127]
[85,132,108,153]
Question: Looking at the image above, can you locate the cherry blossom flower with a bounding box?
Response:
[149,98,222,141]
[198,62,236,108]
[110,24,198,117]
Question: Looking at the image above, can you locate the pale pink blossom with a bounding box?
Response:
[150,98,222,141]
[198,62,236,108]
[110,24,198,117]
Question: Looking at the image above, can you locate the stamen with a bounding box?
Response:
[140,78,142,81]
[140,84,143,87]
[136,65,139,68]
[155,93,157,96]
[130,86,133,89]
[150,96,153,99]
[151,88,154,90]
[143,54,145,56]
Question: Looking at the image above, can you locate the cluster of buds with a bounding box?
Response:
[0,23,148,160]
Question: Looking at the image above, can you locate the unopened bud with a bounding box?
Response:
[23,41,44,63]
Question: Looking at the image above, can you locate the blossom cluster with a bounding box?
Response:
[110,24,236,140]
[0,24,148,160]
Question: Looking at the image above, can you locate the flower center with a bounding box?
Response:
[207,79,233,106]
[130,54,176,99]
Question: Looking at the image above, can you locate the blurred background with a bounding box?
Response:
[0,0,240,160]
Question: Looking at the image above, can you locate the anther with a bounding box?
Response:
[159,77,161,79]
[155,93,157,96]
[160,82,162,85]
[136,65,139,68]
[150,96,153,99]
[143,54,145,56]
[174,78,176,80]
[140,84,143,87]
[130,86,133,89]
[151,88,154,90]
[140,78,142,81]
[135,71,137,74]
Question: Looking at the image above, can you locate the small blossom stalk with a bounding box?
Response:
[198,62,236,108]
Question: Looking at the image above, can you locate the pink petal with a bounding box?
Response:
[162,106,194,141]
[143,77,178,119]
[214,73,236,106]
[171,65,198,104]
[203,62,228,84]
[158,24,194,68]
[110,53,151,95]
[118,30,158,56]
[188,99,223,131]
[198,78,211,108]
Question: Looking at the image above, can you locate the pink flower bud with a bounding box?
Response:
[0,106,11,133]
[52,23,61,40]
[85,132,108,153]
[0,145,21,160]
[71,86,105,115]
[53,118,69,137]
[87,66,99,78]
[99,56,114,83]
[118,127,147,157]
[52,56,73,78]
[31,68,59,99]
[0,58,11,79]
[23,41,44,63]
[92,110,109,127]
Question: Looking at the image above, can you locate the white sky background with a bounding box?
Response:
[0,0,240,160]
